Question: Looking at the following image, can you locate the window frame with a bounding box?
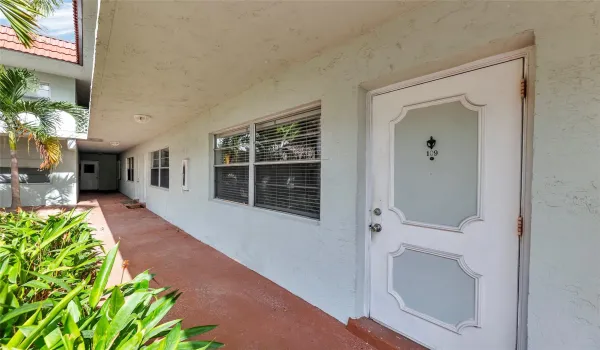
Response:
[150,148,169,189]
[212,105,321,220]
[126,157,134,182]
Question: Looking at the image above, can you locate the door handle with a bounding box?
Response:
[369,223,382,233]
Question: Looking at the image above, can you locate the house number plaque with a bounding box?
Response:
[426,136,438,161]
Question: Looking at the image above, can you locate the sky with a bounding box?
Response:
[0,0,75,42]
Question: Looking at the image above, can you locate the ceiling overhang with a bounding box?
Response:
[84,1,423,152]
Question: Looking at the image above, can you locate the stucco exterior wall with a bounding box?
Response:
[0,138,77,207]
[118,2,600,348]
[33,71,77,104]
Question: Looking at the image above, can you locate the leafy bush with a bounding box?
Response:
[0,210,222,349]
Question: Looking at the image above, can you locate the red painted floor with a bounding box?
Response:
[75,192,374,350]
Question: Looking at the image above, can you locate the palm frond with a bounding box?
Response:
[27,131,61,170]
[15,99,61,133]
[43,100,86,125]
[0,67,84,170]
[30,0,63,16]
[0,67,39,107]
[0,0,40,48]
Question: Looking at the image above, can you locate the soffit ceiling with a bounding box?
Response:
[83,0,423,152]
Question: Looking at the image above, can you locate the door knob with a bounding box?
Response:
[369,223,382,233]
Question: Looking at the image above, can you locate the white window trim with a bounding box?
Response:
[150,148,169,189]
[211,104,322,220]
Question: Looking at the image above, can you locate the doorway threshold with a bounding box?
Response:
[347,317,428,350]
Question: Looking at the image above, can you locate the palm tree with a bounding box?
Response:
[0,0,63,48]
[0,66,84,208]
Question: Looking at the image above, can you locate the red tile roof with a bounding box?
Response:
[0,25,78,64]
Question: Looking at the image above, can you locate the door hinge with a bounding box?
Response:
[517,215,523,236]
[520,78,527,99]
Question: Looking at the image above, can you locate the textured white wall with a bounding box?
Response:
[0,138,77,207]
[118,2,600,348]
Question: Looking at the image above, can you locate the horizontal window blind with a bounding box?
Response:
[213,107,321,219]
[215,166,249,204]
[255,108,321,218]
[255,109,321,162]
[214,127,250,204]
[214,128,250,165]
[255,163,320,218]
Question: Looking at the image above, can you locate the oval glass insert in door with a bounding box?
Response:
[391,96,482,231]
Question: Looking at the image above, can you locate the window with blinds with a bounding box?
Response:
[213,107,321,219]
[214,128,250,204]
[150,148,169,189]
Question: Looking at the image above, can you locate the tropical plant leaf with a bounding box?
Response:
[6,306,41,347]
[141,291,180,335]
[0,300,52,325]
[160,322,181,350]
[93,314,109,350]
[19,281,86,348]
[108,287,125,319]
[27,270,73,291]
[105,290,151,349]
[149,324,218,342]
[144,319,181,341]
[22,280,51,289]
[89,242,119,309]
[44,326,63,349]
[0,211,221,349]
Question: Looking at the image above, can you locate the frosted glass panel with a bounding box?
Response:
[392,248,476,327]
[394,101,478,228]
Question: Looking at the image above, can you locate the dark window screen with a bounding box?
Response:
[83,164,95,173]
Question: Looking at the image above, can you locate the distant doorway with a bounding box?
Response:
[80,160,99,190]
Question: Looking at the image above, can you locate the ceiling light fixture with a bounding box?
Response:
[133,114,151,124]
[109,141,120,147]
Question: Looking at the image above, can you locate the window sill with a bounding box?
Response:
[210,198,320,226]
[149,185,169,191]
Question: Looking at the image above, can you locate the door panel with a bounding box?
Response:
[369,59,523,349]
[80,161,99,190]
[391,98,481,231]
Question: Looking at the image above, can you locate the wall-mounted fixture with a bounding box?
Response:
[182,158,189,191]
[133,114,151,124]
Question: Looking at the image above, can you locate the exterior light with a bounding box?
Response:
[133,114,151,124]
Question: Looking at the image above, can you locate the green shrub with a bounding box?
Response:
[0,210,222,349]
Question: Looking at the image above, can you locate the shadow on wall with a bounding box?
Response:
[19,173,77,207]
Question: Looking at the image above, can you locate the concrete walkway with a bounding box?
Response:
[77,192,373,350]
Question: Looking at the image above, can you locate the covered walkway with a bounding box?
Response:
[76,192,374,350]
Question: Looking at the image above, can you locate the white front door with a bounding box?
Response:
[80,161,99,190]
[369,59,523,349]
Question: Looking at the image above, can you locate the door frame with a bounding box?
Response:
[362,47,534,350]
[80,160,100,190]
[135,153,147,202]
